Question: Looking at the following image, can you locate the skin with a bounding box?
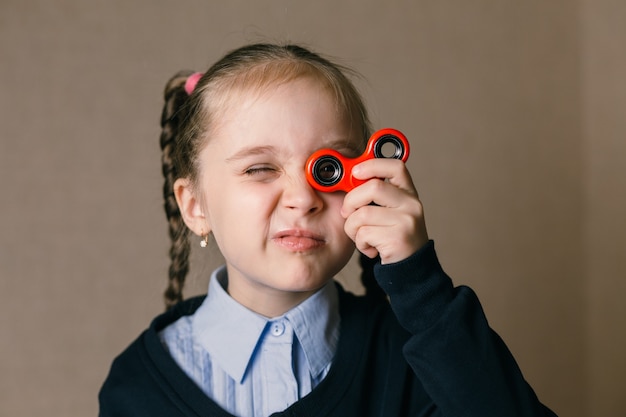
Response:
[342,158,428,264]
[175,76,428,317]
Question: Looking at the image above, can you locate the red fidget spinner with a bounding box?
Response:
[305,128,410,193]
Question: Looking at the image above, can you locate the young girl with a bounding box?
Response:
[99,43,557,416]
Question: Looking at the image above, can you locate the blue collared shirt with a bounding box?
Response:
[159,266,340,417]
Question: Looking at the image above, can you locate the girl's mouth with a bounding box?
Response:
[272,229,326,251]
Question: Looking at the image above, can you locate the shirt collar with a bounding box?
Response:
[285,279,340,379]
[191,266,340,384]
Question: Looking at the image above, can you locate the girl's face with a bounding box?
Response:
[184,77,359,316]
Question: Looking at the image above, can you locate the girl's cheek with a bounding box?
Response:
[325,194,346,214]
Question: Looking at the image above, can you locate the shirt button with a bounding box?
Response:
[270,321,285,337]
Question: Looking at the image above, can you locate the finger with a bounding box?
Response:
[341,177,420,220]
[344,203,429,263]
[343,204,391,241]
[354,221,427,264]
[341,179,385,218]
[352,158,418,195]
[354,237,379,260]
[352,223,418,264]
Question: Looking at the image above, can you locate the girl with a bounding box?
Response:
[99,43,557,416]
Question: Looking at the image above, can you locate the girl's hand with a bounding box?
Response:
[341,158,429,264]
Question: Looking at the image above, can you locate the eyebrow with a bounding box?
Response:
[224,138,362,163]
[225,145,279,162]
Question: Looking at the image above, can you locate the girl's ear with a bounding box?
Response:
[173,178,211,236]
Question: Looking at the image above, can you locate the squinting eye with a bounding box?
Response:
[244,166,277,176]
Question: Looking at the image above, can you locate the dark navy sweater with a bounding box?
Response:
[99,241,557,416]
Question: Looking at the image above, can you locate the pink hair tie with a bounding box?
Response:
[184,72,203,95]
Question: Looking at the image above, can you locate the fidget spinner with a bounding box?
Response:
[305,128,410,192]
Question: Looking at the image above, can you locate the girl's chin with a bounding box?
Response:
[269,274,333,293]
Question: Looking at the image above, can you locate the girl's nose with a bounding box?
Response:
[282,171,323,214]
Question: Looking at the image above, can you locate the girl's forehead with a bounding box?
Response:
[206,77,366,148]
[220,74,331,103]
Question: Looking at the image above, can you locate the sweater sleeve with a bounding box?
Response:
[374,240,557,417]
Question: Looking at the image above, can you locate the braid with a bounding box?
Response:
[359,252,386,303]
[160,71,194,309]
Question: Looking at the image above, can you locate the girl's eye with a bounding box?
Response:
[244,165,278,176]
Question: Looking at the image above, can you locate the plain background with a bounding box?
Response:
[1,1,624,416]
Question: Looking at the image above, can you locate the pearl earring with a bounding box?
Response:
[200,232,209,248]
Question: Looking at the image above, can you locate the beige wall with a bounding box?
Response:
[1,1,623,416]
[582,0,626,415]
